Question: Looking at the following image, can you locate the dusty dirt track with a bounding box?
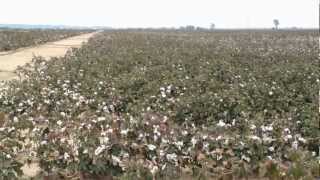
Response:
[0,32,97,81]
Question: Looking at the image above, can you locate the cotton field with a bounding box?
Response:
[0,30,319,179]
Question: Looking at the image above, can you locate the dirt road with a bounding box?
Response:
[0,32,98,81]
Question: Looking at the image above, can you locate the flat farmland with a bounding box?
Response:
[0,30,319,179]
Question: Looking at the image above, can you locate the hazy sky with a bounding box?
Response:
[0,0,318,28]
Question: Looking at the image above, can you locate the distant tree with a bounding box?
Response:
[210,23,215,30]
[273,19,280,29]
[196,27,208,31]
[185,25,195,31]
[179,26,186,30]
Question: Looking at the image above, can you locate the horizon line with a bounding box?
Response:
[0,23,318,30]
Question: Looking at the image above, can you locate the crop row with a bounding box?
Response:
[0,29,91,52]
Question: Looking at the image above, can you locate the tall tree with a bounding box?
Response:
[210,23,215,30]
[273,19,280,29]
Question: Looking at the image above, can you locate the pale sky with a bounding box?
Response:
[0,0,318,28]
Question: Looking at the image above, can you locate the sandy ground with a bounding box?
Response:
[0,32,98,81]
